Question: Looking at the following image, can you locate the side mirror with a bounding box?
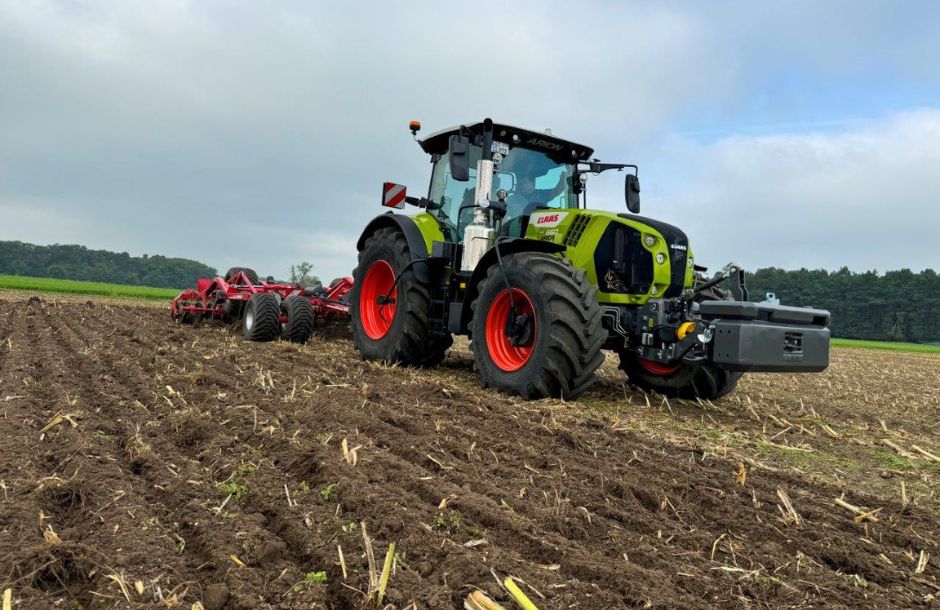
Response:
[625,174,641,214]
[494,171,516,193]
[449,134,471,182]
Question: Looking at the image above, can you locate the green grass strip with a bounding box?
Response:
[0,274,179,300]
[832,337,940,354]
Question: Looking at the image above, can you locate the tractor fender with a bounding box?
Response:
[357,212,434,283]
[460,238,567,330]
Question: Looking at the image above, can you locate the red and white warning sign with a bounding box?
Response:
[382,182,407,208]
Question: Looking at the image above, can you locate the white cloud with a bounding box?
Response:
[1,2,939,281]
[646,109,940,273]
[0,2,742,280]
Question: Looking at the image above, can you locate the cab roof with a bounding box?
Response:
[419,120,595,163]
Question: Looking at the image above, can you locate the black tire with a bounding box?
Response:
[470,252,605,400]
[243,293,281,341]
[281,295,315,343]
[417,335,454,368]
[618,352,742,400]
[225,267,259,285]
[350,227,452,366]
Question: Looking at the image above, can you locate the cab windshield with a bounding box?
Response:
[428,145,577,238]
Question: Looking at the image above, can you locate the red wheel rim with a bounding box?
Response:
[359,260,397,340]
[639,359,681,376]
[485,288,536,372]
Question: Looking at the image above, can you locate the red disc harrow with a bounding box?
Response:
[171,268,352,343]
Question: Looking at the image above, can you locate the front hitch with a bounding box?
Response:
[693,262,748,301]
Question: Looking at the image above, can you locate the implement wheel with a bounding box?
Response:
[243,293,281,341]
[225,267,259,285]
[281,295,315,343]
[350,227,452,365]
[618,353,742,400]
[470,252,605,399]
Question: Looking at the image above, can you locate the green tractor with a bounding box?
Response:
[351,119,830,400]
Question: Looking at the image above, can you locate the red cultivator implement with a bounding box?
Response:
[171,267,353,343]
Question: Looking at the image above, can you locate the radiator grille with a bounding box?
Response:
[563,215,591,247]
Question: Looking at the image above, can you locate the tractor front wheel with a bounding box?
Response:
[350,227,452,365]
[281,295,315,343]
[618,352,742,400]
[243,293,281,341]
[470,252,605,399]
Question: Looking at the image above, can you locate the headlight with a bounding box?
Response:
[656,253,666,264]
[697,326,714,344]
[644,235,656,247]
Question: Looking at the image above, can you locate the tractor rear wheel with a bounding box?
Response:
[225,267,259,285]
[281,295,315,343]
[243,293,281,341]
[470,252,605,399]
[618,353,742,400]
[351,227,452,366]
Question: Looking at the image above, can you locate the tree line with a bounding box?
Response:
[747,267,940,343]
[0,241,216,289]
[2,240,936,342]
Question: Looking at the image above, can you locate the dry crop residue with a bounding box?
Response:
[0,294,937,609]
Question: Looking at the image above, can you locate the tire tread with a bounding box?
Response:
[282,295,315,343]
[351,228,452,366]
[225,267,260,285]
[470,253,605,400]
[243,293,281,342]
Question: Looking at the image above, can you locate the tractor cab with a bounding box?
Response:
[419,121,592,239]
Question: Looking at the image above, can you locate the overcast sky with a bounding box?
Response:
[2,1,939,281]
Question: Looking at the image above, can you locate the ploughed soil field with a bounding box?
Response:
[1,293,938,609]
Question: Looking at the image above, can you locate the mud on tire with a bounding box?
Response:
[350,227,452,366]
[619,353,742,400]
[243,293,281,341]
[281,295,315,343]
[470,252,605,399]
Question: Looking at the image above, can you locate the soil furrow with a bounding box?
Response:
[1,295,937,609]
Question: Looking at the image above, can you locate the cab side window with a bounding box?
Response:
[429,149,481,233]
